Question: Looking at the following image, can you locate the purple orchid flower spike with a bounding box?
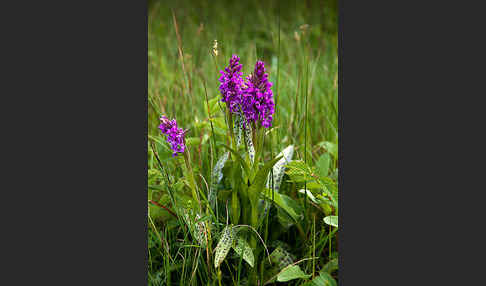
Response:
[159,115,187,157]
[242,60,275,128]
[219,55,244,114]
[219,55,275,128]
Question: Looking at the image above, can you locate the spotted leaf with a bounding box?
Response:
[244,124,255,164]
[214,225,235,268]
[232,236,254,267]
[208,151,230,209]
[233,115,243,147]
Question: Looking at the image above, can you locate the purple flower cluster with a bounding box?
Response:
[242,61,275,128]
[159,116,186,156]
[218,55,244,113]
[218,55,275,128]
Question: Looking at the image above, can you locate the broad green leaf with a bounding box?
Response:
[311,272,337,286]
[232,236,254,267]
[214,225,235,268]
[262,188,301,222]
[323,216,338,227]
[275,195,303,227]
[282,194,303,217]
[248,155,282,201]
[317,153,330,178]
[321,258,338,274]
[277,265,311,282]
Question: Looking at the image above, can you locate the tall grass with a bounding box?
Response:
[148,0,338,285]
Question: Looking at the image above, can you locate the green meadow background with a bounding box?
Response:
[148,0,338,144]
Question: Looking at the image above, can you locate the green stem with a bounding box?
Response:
[329,225,332,260]
[304,57,309,211]
[312,214,316,278]
[250,199,259,250]
[231,189,240,224]
[217,269,222,286]
[242,199,258,268]
[183,149,200,209]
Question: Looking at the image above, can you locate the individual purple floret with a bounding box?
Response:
[242,61,275,128]
[219,55,244,113]
[159,116,186,157]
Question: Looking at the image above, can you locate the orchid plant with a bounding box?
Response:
[150,54,338,285]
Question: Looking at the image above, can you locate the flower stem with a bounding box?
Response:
[183,149,200,209]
